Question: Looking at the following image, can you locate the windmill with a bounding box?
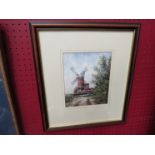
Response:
[70,67,92,95]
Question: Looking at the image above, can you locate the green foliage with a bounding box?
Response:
[65,94,74,103]
[92,55,111,104]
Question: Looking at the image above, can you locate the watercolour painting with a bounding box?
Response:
[63,52,112,107]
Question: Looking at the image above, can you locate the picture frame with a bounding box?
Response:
[0,31,20,134]
[30,21,140,131]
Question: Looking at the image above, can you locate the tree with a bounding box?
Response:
[92,55,111,104]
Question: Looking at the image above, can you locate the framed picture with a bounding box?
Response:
[0,32,19,134]
[30,21,140,131]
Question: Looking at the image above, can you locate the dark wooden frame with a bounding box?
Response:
[30,20,140,131]
[0,31,20,134]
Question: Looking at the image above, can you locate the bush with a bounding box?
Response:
[92,56,111,104]
[65,94,74,103]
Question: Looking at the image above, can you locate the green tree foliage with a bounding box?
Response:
[92,55,111,104]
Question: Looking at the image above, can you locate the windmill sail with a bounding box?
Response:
[71,77,78,85]
[70,67,79,77]
[80,67,87,77]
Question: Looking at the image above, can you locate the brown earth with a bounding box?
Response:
[66,96,96,107]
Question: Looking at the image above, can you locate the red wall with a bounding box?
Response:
[1,19,155,134]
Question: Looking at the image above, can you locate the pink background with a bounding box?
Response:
[1,19,155,134]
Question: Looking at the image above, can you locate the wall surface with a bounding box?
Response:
[0,19,155,134]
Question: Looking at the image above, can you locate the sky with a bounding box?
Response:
[63,52,111,94]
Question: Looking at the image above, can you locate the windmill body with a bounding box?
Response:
[71,67,93,95]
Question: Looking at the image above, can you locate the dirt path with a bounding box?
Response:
[67,96,96,107]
